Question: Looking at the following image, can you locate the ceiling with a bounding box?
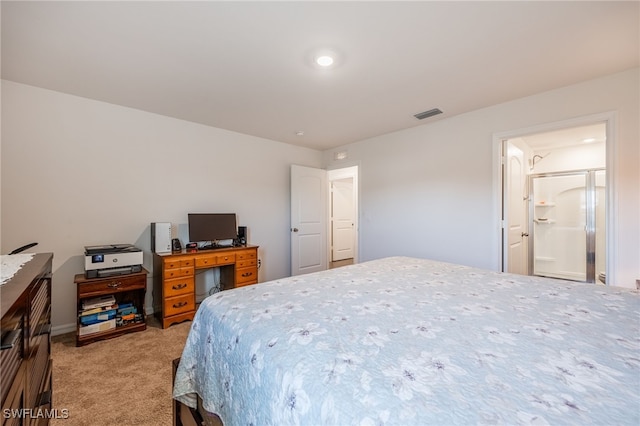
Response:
[2,1,638,151]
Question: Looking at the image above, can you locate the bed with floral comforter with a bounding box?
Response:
[173,256,640,425]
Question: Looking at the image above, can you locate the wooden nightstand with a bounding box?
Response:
[74,268,148,346]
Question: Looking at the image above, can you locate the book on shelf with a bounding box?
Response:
[79,304,118,317]
[79,309,117,326]
[78,318,116,336]
[116,313,143,327]
[117,305,137,316]
[81,294,116,310]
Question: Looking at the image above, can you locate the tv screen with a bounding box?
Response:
[188,213,237,244]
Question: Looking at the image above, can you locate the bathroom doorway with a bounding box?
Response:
[500,118,609,284]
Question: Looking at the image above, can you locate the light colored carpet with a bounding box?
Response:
[50,317,191,425]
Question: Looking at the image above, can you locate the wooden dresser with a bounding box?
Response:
[1,253,53,425]
[153,245,258,329]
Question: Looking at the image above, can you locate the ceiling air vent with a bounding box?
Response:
[414,108,443,120]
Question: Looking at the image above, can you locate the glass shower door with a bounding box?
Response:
[530,173,588,281]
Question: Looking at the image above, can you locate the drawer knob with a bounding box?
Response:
[173,301,187,308]
[172,283,187,290]
[107,281,121,288]
[242,272,253,277]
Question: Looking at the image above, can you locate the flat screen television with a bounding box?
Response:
[188,213,237,247]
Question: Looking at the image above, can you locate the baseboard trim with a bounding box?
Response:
[52,323,76,337]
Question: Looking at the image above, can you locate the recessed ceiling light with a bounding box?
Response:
[582,137,596,143]
[316,55,334,67]
[308,48,341,69]
[295,131,305,137]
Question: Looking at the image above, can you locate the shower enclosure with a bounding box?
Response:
[529,169,605,283]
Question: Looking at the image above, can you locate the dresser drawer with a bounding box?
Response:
[1,361,25,426]
[78,274,145,297]
[0,312,24,406]
[194,254,217,268]
[216,253,236,265]
[236,250,257,261]
[235,267,258,286]
[163,267,193,280]
[164,276,195,298]
[164,258,194,270]
[164,294,195,317]
[194,253,237,268]
[236,257,257,268]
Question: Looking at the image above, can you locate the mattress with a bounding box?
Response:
[173,256,640,425]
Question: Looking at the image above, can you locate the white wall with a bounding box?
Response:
[1,80,323,333]
[324,68,639,289]
[2,68,638,335]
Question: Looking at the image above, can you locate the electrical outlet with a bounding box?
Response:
[258,259,262,269]
[636,279,640,290]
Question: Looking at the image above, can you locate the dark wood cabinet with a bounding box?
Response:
[74,269,147,347]
[1,253,53,425]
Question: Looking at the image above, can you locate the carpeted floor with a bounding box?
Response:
[50,317,192,425]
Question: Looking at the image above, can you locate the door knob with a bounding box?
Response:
[521,232,529,237]
[292,228,299,232]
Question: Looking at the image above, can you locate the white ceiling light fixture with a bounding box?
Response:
[309,48,341,70]
[316,55,334,67]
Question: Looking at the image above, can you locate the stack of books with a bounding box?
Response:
[78,295,117,336]
[114,302,143,327]
[78,296,143,336]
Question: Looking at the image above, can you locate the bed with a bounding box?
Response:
[173,256,640,425]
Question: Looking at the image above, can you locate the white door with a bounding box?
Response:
[505,141,528,275]
[291,165,327,276]
[331,179,355,261]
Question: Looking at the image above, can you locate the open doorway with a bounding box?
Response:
[500,118,611,284]
[328,166,358,268]
[290,164,358,276]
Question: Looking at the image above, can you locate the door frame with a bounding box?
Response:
[493,111,616,285]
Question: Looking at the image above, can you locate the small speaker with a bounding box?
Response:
[151,222,172,253]
[172,238,182,252]
[238,226,247,245]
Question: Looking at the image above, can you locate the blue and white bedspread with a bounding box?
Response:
[173,256,640,425]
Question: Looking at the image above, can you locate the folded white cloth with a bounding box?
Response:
[0,253,35,285]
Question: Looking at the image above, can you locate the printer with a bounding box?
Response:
[84,244,143,279]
